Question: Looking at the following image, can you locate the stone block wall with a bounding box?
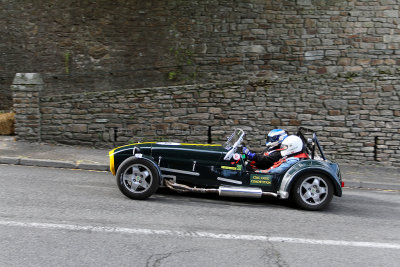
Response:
[11,73,43,141]
[13,70,400,167]
[3,0,400,110]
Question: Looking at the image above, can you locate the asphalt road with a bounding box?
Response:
[0,165,399,267]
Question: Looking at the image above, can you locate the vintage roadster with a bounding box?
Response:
[109,127,343,210]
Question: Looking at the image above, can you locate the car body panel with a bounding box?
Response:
[110,142,225,176]
[277,160,342,199]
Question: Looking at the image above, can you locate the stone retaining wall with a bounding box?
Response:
[3,0,400,110]
[12,71,400,167]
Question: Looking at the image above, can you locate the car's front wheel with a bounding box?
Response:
[116,158,160,200]
[291,172,333,211]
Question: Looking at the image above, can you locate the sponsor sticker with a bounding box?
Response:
[221,165,243,171]
[250,174,273,186]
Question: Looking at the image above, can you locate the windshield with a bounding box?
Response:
[224,128,245,150]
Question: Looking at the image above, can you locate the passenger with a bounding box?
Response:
[262,135,309,174]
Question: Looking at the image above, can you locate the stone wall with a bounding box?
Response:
[13,70,400,167]
[11,74,43,141]
[3,0,400,110]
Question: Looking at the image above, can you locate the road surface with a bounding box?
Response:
[0,165,399,266]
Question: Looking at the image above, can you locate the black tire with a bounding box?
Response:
[291,172,333,211]
[116,157,160,200]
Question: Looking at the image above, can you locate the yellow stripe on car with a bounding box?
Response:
[109,149,116,175]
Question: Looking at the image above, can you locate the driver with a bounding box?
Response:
[242,129,288,169]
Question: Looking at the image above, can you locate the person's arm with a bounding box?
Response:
[267,158,299,174]
[242,147,256,160]
[253,150,282,169]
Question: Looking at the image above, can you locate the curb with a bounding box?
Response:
[0,156,109,172]
[342,180,400,191]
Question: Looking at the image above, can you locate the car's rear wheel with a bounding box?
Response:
[116,158,160,200]
[291,172,333,211]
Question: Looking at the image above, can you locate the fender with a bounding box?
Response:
[277,160,342,199]
[109,146,139,175]
[110,144,153,175]
[110,144,163,185]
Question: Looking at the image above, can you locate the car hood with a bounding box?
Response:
[111,142,228,155]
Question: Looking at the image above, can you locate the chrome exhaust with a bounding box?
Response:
[219,186,263,198]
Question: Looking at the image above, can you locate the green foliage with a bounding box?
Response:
[168,71,178,81]
[64,52,70,74]
[167,47,197,82]
[378,69,392,75]
[344,72,358,82]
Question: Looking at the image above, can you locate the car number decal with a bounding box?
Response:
[250,174,273,186]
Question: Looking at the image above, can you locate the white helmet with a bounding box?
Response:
[281,135,303,157]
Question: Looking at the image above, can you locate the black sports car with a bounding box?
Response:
[109,127,343,210]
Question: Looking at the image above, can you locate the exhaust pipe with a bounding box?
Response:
[165,179,219,194]
[164,180,278,198]
[219,186,263,198]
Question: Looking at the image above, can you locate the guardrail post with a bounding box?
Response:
[11,73,44,142]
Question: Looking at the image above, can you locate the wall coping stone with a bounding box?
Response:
[12,73,44,86]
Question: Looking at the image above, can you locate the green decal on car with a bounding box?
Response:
[250,174,273,186]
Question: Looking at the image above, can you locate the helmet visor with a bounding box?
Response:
[266,135,280,143]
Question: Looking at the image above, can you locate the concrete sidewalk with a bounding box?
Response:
[0,136,109,171]
[0,136,399,191]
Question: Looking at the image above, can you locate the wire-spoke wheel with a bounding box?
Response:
[292,173,333,211]
[116,158,160,200]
